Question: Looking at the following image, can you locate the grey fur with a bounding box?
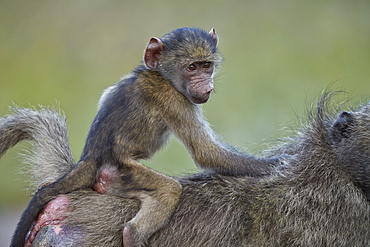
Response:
[0,107,74,188]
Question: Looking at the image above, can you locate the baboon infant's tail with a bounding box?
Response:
[0,107,75,189]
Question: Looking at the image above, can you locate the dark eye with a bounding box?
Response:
[203,62,212,68]
[186,63,197,71]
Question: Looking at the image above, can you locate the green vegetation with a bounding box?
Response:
[1,0,369,206]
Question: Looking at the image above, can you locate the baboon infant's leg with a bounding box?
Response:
[26,162,181,246]
[95,161,183,246]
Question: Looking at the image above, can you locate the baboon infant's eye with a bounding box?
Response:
[186,64,197,71]
[203,62,212,68]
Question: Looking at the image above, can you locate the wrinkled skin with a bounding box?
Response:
[144,28,219,104]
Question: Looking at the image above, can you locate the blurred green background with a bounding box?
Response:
[0,0,369,241]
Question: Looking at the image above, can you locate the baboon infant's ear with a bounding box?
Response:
[144,37,164,70]
[329,111,354,145]
[209,28,218,46]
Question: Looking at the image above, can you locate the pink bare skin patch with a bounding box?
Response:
[93,166,120,194]
[24,167,119,246]
[24,195,70,247]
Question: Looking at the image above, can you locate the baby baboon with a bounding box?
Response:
[6,92,370,246]
[1,28,283,247]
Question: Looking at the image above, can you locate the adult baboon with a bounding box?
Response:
[2,92,370,246]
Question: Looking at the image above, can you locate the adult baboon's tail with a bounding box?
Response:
[0,107,75,189]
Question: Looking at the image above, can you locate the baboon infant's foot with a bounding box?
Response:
[123,223,146,247]
[24,195,70,247]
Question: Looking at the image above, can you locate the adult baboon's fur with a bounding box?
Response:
[1,92,370,246]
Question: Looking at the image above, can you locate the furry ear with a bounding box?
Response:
[329,111,354,145]
[209,28,218,46]
[144,37,164,69]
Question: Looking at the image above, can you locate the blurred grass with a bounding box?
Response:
[0,0,369,208]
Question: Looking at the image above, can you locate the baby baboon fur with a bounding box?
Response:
[1,27,283,247]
